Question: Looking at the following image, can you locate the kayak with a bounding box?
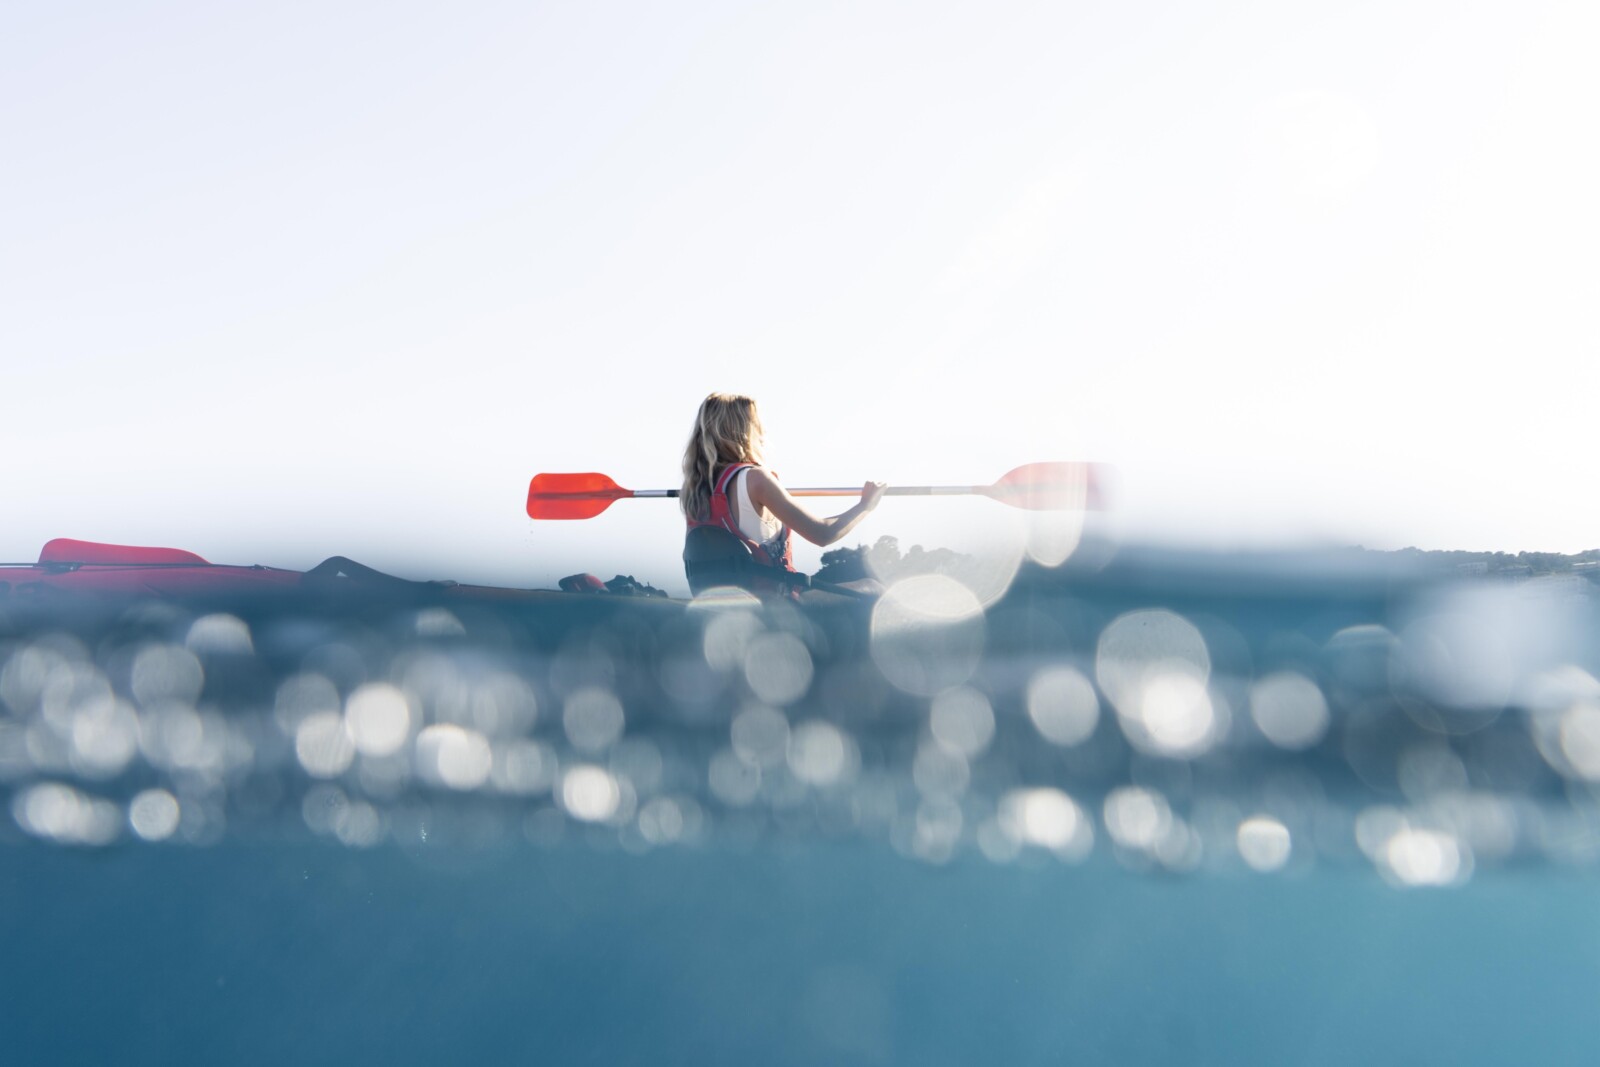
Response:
[0,538,669,609]
[2,538,307,600]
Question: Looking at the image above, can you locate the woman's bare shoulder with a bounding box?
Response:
[742,466,785,505]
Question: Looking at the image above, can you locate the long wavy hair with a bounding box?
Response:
[681,392,766,522]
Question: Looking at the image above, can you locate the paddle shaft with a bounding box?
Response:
[624,486,986,499]
[526,462,1098,519]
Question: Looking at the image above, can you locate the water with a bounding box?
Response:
[5,543,1600,1063]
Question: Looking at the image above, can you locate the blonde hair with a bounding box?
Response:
[681,392,766,522]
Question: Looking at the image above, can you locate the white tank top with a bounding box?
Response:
[730,468,783,543]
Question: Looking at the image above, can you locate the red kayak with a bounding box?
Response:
[0,539,669,607]
[1,539,307,599]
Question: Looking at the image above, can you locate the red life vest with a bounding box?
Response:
[686,463,795,578]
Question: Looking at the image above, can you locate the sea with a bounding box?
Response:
[5,541,1600,1065]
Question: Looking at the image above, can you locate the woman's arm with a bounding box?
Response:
[745,468,886,548]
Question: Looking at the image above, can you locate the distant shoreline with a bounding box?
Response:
[1368,546,1600,580]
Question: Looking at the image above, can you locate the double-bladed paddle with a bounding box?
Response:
[525,462,1102,520]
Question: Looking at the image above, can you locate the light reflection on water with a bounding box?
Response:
[3,553,1600,890]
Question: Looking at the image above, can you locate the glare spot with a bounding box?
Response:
[731,705,790,768]
[1026,666,1100,746]
[397,652,470,725]
[490,739,558,795]
[1558,704,1600,779]
[186,614,254,656]
[343,683,413,757]
[1152,817,1203,872]
[561,764,621,822]
[1103,786,1173,851]
[38,661,112,735]
[1,645,69,715]
[703,611,763,672]
[870,575,986,696]
[1250,672,1329,750]
[70,698,140,778]
[638,796,684,844]
[743,632,814,706]
[274,672,341,734]
[690,587,763,611]
[1354,806,1407,859]
[639,796,701,845]
[1521,665,1600,714]
[295,712,355,778]
[708,749,761,806]
[138,703,212,772]
[414,608,466,637]
[128,789,181,842]
[563,686,625,752]
[929,687,994,757]
[415,724,493,790]
[1026,511,1085,567]
[13,782,122,846]
[1384,828,1466,887]
[998,788,1092,860]
[1096,610,1211,723]
[131,644,204,708]
[787,720,856,788]
[1237,815,1292,872]
[977,818,1024,864]
[1120,672,1221,759]
[1323,624,1397,692]
[468,673,539,736]
[333,800,385,848]
[301,784,349,834]
[358,754,410,798]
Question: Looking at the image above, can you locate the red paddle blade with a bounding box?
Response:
[526,472,631,520]
[980,462,1103,511]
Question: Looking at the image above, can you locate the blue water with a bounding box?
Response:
[5,843,1598,1065]
[5,544,1600,1063]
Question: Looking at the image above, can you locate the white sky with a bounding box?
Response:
[3,1,1597,591]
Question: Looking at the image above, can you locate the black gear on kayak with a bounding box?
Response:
[604,574,668,598]
[559,573,607,594]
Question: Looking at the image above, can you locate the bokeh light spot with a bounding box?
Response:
[415,723,493,790]
[1236,815,1292,872]
[561,764,622,822]
[928,686,994,758]
[870,575,986,696]
[1250,672,1329,750]
[131,644,204,708]
[743,632,814,706]
[344,683,413,757]
[186,614,254,656]
[295,712,355,778]
[787,720,856,788]
[1025,666,1100,746]
[563,687,625,753]
[128,789,181,842]
[731,705,791,768]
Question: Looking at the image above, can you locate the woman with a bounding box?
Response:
[681,392,884,593]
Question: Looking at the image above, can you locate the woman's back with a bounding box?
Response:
[725,466,783,544]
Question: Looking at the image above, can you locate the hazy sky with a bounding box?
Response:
[4,1,1596,590]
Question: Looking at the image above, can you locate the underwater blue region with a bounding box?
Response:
[2,843,1598,1066]
[7,544,1600,1062]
